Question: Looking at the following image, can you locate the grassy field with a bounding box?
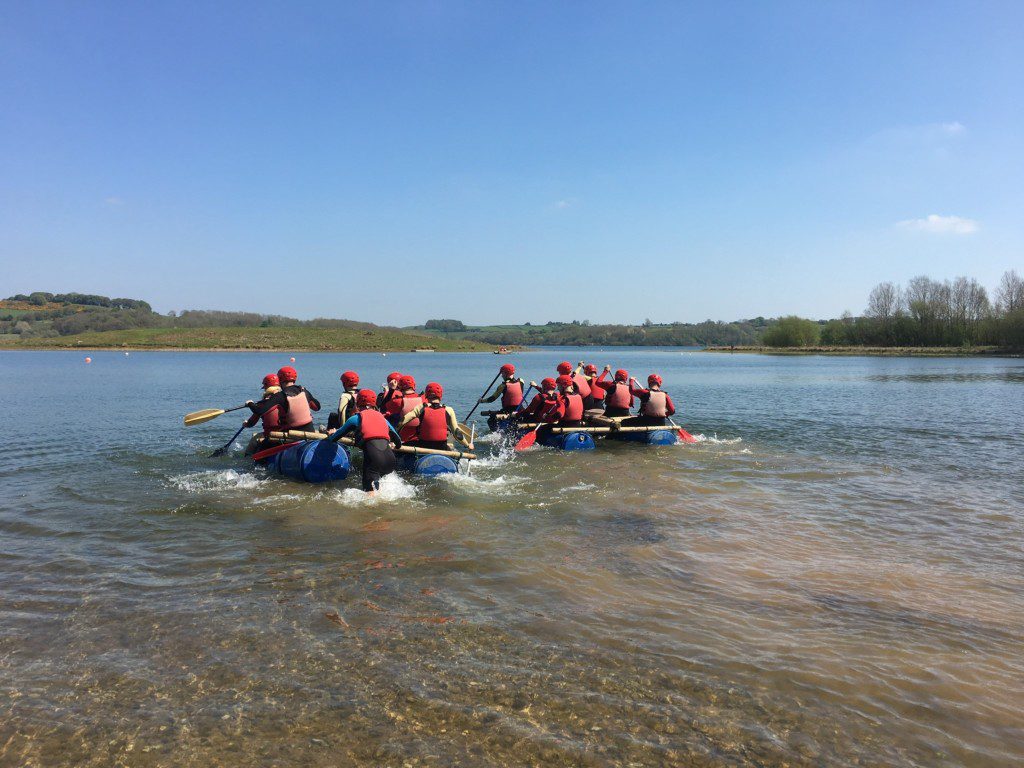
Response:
[704,345,1022,357]
[2,326,492,352]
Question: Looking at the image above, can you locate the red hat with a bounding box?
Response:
[541,377,557,392]
[261,373,279,389]
[647,374,663,387]
[583,364,597,376]
[499,363,515,377]
[340,370,359,388]
[356,389,377,408]
[424,382,443,399]
[387,371,402,383]
[398,374,416,391]
[556,374,573,390]
[556,361,573,375]
[278,366,298,383]
[614,369,629,382]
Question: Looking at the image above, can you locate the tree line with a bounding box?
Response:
[763,271,1024,348]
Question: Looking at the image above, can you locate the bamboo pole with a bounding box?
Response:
[266,430,475,460]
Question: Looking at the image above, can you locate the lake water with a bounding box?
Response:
[1,348,1022,767]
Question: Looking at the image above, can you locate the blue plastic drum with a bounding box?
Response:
[408,454,459,475]
[540,431,595,451]
[270,440,351,483]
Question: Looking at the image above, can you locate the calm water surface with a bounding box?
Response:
[1,348,1022,767]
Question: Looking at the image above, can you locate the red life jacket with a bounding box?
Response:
[383,389,403,417]
[572,373,591,399]
[641,390,668,417]
[539,394,563,422]
[358,409,391,441]
[398,392,423,440]
[587,376,605,403]
[259,403,281,435]
[502,378,524,409]
[605,381,632,409]
[561,393,584,421]
[417,403,449,441]
[280,387,313,428]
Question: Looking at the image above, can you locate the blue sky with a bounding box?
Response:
[2,1,1022,325]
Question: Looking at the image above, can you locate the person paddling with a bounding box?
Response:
[387,375,423,441]
[275,366,321,433]
[516,378,564,424]
[555,375,586,428]
[377,371,402,410]
[328,370,361,431]
[478,364,525,413]
[581,363,608,414]
[397,382,461,451]
[600,368,633,418]
[244,366,321,436]
[331,389,402,495]
[242,374,282,454]
[557,361,592,405]
[623,374,676,427]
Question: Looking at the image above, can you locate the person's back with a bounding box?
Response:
[243,374,283,453]
[401,382,458,451]
[329,370,361,430]
[275,366,321,432]
[602,369,633,418]
[623,374,675,427]
[332,389,401,495]
[556,375,585,427]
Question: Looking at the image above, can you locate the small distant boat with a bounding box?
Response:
[493,346,513,355]
[412,348,435,353]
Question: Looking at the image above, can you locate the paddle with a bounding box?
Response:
[513,402,560,451]
[209,423,247,457]
[183,404,249,426]
[459,369,503,440]
[252,441,299,462]
[669,418,698,443]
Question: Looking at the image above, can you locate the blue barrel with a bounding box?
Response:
[398,453,459,475]
[614,429,678,445]
[541,431,596,451]
[270,440,350,483]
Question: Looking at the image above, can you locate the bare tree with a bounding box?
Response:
[995,270,1024,314]
[866,282,902,321]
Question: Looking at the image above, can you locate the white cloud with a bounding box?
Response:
[939,121,965,135]
[553,199,572,209]
[896,214,978,235]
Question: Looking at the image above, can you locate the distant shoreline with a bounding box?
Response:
[704,345,1023,357]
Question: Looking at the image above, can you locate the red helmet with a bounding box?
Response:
[424,382,443,399]
[583,364,597,376]
[398,375,416,391]
[356,389,377,409]
[499,363,515,377]
[340,370,359,388]
[387,371,402,384]
[614,369,629,382]
[647,374,663,387]
[556,374,573,390]
[277,366,298,383]
[556,361,573,375]
[541,377,557,392]
[261,373,279,389]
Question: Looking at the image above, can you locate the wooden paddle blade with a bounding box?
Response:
[455,422,474,443]
[514,430,539,451]
[184,408,225,426]
[677,428,698,443]
[252,441,299,461]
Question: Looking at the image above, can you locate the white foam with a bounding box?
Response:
[168,469,266,492]
[329,473,417,505]
[691,433,743,445]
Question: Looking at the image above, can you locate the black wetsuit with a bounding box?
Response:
[361,439,397,491]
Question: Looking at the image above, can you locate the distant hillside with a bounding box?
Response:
[0,293,487,351]
[408,318,768,347]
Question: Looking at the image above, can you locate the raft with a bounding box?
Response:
[488,413,679,449]
[397,453,460,475]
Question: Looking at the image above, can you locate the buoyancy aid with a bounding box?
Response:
[605,381,632,410]
[280,386,313,428]
[587,376,605,403]
[572,373,591,399]
[417,403,449,441]
[400,392,423,422]
[259,401,281,435]
[561,393,584,422]
[383,389,404,417]
[358,410,391,441]
[641,390,668,418]
[502,378,524,409]
[538,394,563,422]
[338,389,358,420]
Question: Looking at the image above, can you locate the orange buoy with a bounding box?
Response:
[290,356,296,362]
[85,357,92,363]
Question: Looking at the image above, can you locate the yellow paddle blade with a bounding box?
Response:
[183,408,225,426]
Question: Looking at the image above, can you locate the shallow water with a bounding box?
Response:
[1,348,1022,766]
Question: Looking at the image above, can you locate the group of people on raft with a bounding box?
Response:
[479,361,676,430]
[242,360,675,494]
[243,366,464,494]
